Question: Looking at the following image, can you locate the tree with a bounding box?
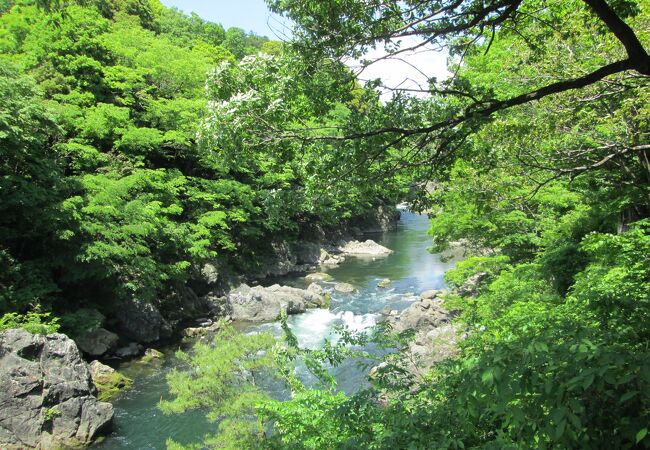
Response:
[267,0,649,183]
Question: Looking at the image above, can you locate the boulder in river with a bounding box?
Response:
[226,283,330,322]
[115,299,172,344]
[377,278,391,288]
[114,342,143,358]
[305,272,334,282]
[334,282,356,293]
[88,360,132,402]
[338,239,393,256]
[0,329,114,449]
[75,327,119,357]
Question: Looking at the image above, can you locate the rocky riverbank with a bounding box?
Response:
[0,329,114,449]
[67,207,400,362]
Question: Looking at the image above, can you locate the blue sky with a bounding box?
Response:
[160,0,286,37]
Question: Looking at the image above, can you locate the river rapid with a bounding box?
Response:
[96,211,456,449]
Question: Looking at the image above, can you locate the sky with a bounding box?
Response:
[160,0,287,37]
[161,1,450,99]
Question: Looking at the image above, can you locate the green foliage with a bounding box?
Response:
[160,323,276,449]
[0,0,396,322]
[0,310,60,335]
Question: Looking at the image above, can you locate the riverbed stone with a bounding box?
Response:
[226,283,331,321]
[334,282,356,293]
[89,360,132,402]
[378,278,391,288]
[338,239,393,256]
[305,272,334,282]
[115,299,172,343]
[0,329,113,449]
[114,342,143,358]
[75,327,119,357]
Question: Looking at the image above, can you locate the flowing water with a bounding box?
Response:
[96,211,455,449]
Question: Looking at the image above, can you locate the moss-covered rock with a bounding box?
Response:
[89,360,132,402]
[378,278,391,288]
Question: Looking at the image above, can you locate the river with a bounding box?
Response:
[96,211,455,449]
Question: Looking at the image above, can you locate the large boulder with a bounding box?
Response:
[388,293,455,334]
[88,361,131,402]
[337,239,393,256]
[75,328,119,357]
[226,283,330,322]
[115,300,171,343]
[0,329,113,449]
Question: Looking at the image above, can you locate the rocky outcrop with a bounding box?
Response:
[225,283,331,322]
[88,361,131,402]
[0,329,113,449]
[115,300,172,343]
[75,328,119,357]
[377,291,460,377]
[350,205,401,233]
[388,292,455,334]
[337,239,393,256]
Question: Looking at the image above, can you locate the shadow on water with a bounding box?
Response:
[95,211,456,448]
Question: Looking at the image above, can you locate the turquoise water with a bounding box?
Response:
[96,211,455,449]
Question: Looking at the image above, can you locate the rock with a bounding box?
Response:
[420,289,443,300]
[319,248,345,266]
[378,278,391,288]
[0,329,113,449]
[293,242,321,265]
[334,282,356,293]
[143,348,164,360]
[351,205,401,233]
[226,283,330,322]
[305,272,334,282]
[388,297,455,334]
[115,299,172,343]
[195,318,213,327]
[114,342,143,358]
[88,361,132,402]
[201,262,220,285]
[338,239,393,256]
[458,272,488,297]
[75,328,119,357]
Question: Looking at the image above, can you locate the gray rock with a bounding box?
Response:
[458,272,488,297]
[201,262,220,285]
[293,242,321,265]
[319,248,345,266]
[0,329,113,449]
[114,343,142,358]
[338,239,393,256]
[420,289,443,300]
[226,283,330,322]
[75,328,119,357]
[378,278,391,288]
[334,282,356,293]
[115,300,171,343]
[305,272,334,282]
[388,297,455,334]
